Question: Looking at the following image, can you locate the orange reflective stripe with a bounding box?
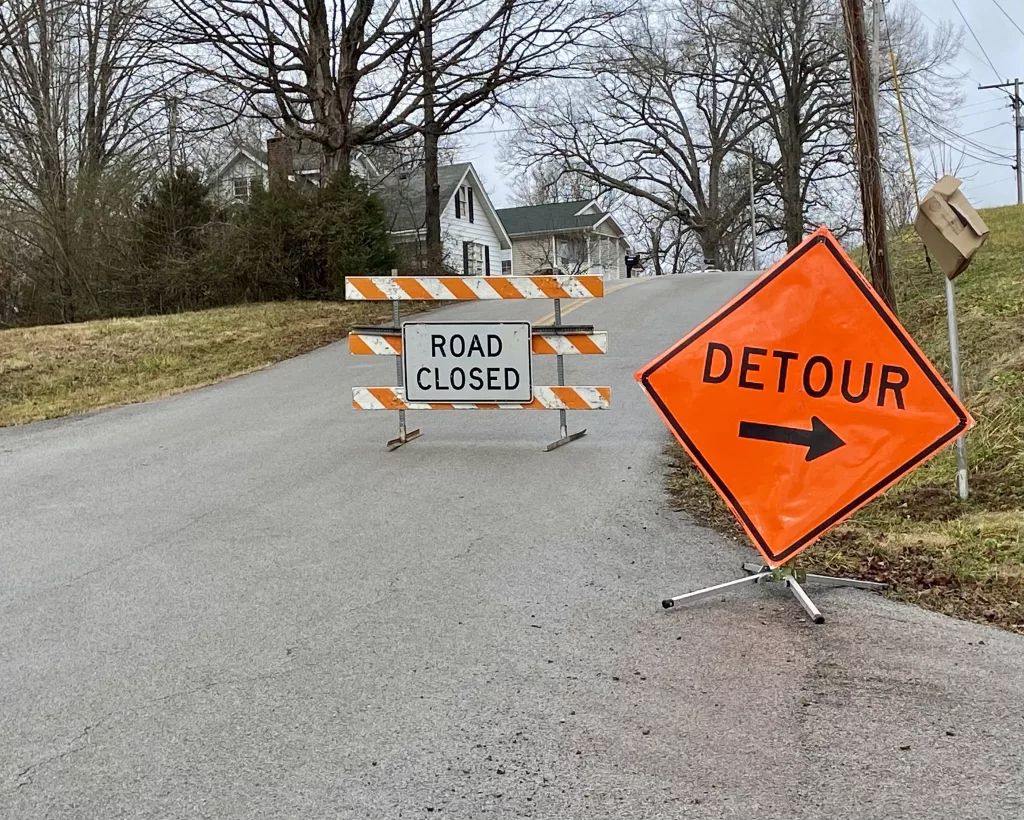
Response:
[348,278,389,300]
[397,278,435,300]
[551,387,590,410]
[533,277,570,299]
[439,277,478,300]
[597,387,611,403]
[571,335,604,354]
[579,276,604,297]
[485,277,525,299]
[532,337,557,355]
[349,335,374,354]
[368,387,405,410]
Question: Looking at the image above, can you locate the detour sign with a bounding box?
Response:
[636,227,973,567]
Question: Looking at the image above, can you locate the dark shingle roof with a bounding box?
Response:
[495,200,603,236]
[373,163,472,233]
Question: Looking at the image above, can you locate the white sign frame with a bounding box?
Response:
[402,321,533,404]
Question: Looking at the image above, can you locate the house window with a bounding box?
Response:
[462,242,488,276]
[231,176,257,201]
[501,259,512,276]
[454,185,474,222]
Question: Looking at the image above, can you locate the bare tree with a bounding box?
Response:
[504,0,766,268]
[729,0,962,250]
[501,159,601,207]
[408,0,624,272]
[624,200,698,275]
[0,0,174,322]
[166,0,425,177]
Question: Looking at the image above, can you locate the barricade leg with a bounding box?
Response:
[387,296,421,451]
[544,297,587,452]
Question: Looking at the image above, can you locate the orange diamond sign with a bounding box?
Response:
[636,228,973,567]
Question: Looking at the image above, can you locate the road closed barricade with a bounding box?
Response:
[345,274,610,451]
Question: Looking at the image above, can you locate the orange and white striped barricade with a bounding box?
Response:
[346,274,609,451]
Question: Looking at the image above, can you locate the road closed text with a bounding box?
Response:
[403,322,533,403]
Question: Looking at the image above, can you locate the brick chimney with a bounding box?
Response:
[266,136,293,192]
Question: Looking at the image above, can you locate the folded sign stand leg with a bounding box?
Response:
[661,562,887,624]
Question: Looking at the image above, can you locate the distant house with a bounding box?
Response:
[210,145,511,276]
[495,200,631,279]
[373,162,512,276]
[208,140,376,203]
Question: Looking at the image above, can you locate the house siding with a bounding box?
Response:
[511,236,554,275]
[508,230,626,278]
[217,155,267,202]
[439,182,507,275]
[212,149,373,203]
[593,224,627,279]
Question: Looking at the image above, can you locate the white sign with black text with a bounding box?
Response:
[403,322,533,403]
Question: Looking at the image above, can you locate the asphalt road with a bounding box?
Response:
[2,274,1023,819]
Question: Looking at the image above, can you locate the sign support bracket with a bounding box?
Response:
[660,562,887,624]
[544,297,587,452]
[387,295,421,451]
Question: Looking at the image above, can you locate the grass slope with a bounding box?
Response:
[0,301,407,427]
[668,204,1024,632]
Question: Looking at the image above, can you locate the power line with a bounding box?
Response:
[904,0,1006,96]
[963,122,1011,137]
[948,0,1003,82]
[989,0,1024,38]
[880,2,1012,163]
[883,96,1014,164]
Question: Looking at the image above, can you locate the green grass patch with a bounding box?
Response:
[667,204,1024,633]
[0,300,417,426]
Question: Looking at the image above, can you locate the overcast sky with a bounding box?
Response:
[462,0,1024,212]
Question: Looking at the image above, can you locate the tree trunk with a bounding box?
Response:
[420,0,444,275]
[781,111,804,249]
[423,126,443,274]
[308,0,350,179]
[698,226,721,269]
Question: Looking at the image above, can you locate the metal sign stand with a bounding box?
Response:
[544,297,587,452]
[661,562,887,624]
[387,297,421,451]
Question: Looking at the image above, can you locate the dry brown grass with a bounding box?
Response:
[0,300,412,426]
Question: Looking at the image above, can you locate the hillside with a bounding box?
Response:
[0,301,408,427]
[669,204,1024,631]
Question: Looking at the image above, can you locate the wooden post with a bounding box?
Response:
[840,0,895,312]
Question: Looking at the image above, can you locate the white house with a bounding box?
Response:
[373,162,512,276]
[208,142,375,203]
[209,146,510,276]
[495,199,631,279]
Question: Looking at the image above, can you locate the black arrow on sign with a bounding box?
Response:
[738,416,846,462]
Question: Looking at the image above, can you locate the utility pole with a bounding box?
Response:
[749,156,758,270]
[872,0,881,113]
[978,79,1023,205]
[840,0,895,311]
